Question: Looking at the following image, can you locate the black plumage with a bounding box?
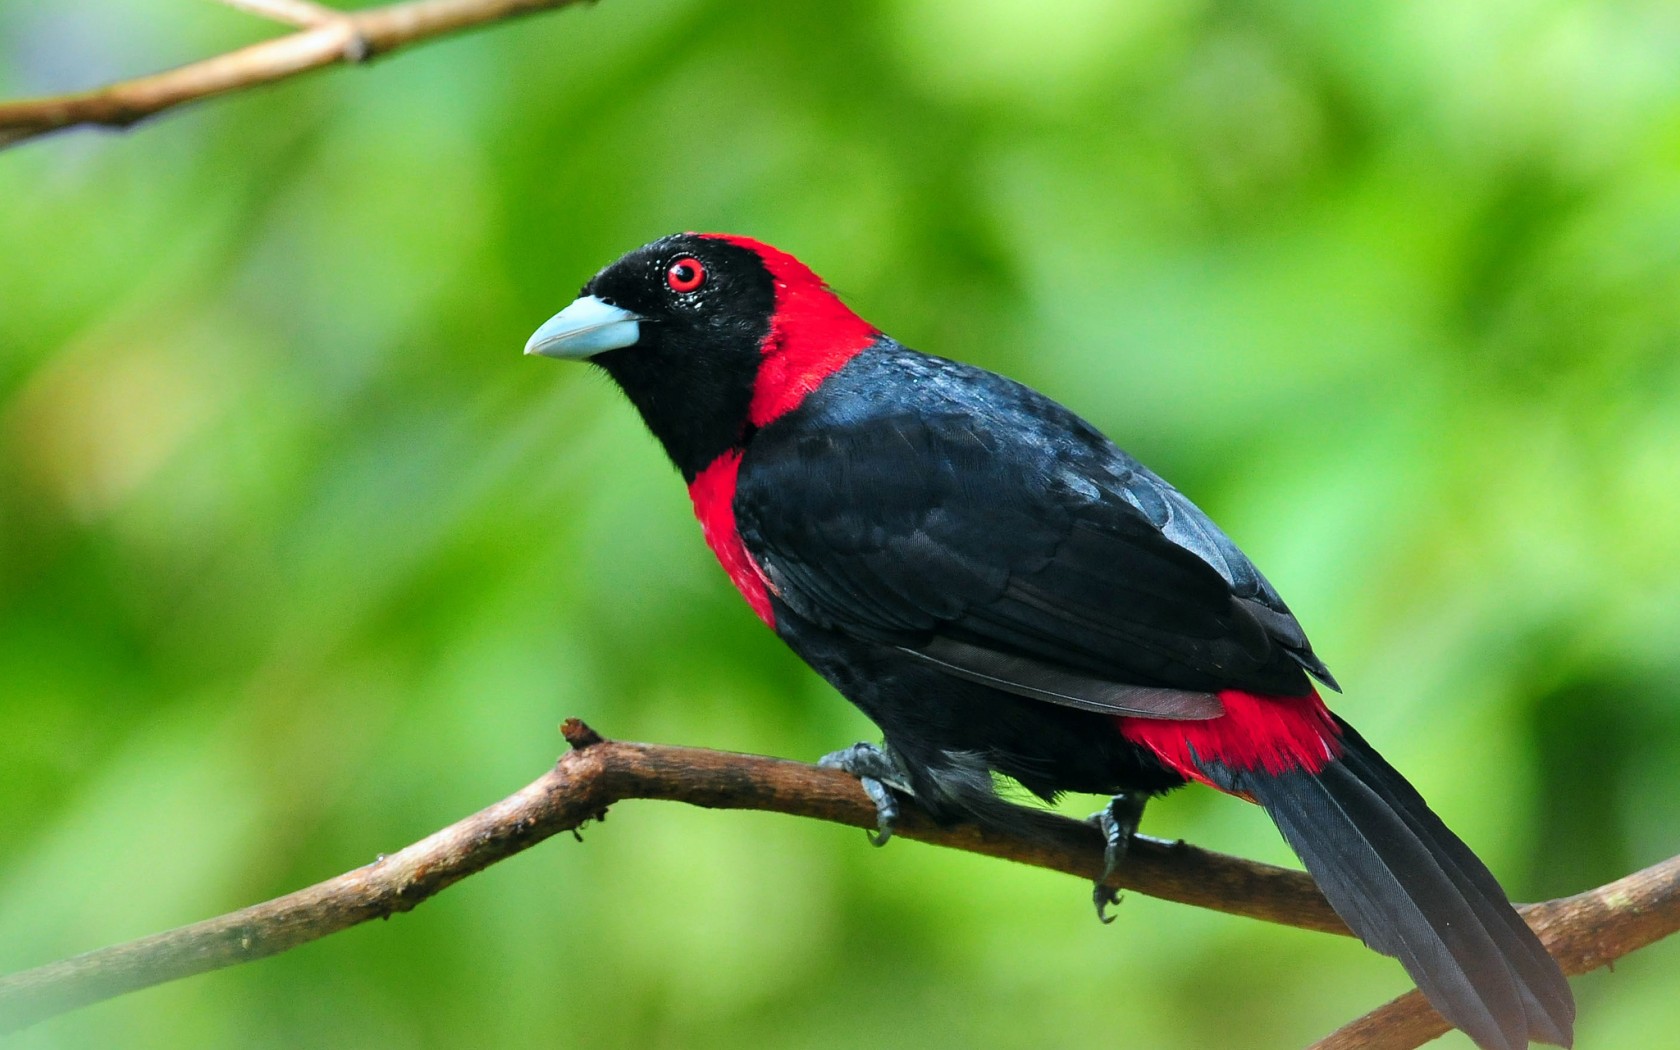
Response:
[738,345,1332,700]
[526,233,1575,1049]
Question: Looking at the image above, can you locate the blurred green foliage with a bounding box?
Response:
[3,1,1679,1046]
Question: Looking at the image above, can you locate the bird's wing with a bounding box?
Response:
[735,399,1331,721]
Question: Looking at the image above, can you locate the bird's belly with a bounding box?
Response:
[775,611,1187,803]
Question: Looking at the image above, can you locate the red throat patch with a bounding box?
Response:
[1118,689,1343,785]
[687,450,775,627]
[710,235,878,426]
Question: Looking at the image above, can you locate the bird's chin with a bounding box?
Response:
[524,295,644,359]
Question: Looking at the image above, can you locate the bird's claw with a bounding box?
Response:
[1093,884,1121,924]
[1089,792,1147,924]
[858,777,899,846]
[820,742,912,847]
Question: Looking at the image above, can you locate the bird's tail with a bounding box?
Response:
[1209,719,1575,1050]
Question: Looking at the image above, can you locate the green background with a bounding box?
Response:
[3,1,1678,1046]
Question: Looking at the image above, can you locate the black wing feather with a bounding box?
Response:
[734,346,1335,714]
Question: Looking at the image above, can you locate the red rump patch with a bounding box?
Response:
[688,450,775,627]
[710,235,878,426]
[1119,689,1342,785]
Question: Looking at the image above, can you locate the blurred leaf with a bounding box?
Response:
[3,1,1678,1046]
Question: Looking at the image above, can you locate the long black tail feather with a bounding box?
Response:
[1207,720,1575,1050]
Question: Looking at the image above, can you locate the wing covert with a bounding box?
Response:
[733,356,1329,714]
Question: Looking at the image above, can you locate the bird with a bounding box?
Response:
[524,232,1575,1050]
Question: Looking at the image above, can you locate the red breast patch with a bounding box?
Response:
[687,450,775,626]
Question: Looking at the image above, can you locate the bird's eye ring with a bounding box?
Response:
[666,257,706,293]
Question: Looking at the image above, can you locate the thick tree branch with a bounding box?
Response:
[0,0,589,149]
[1311,852,1680,1050]
[2,721,1675,1044]
[0,720,1343,1033]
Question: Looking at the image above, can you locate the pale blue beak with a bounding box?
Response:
[524,295,645,359]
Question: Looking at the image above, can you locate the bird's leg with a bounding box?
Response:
[1089,791,1147,924]
[819,742,913,847]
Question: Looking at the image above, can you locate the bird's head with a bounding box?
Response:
[526,233,877,478]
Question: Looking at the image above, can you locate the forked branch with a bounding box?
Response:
[0,719,1340,1032]
[0,0,590,148]
[1,720,1676,1047]
[1311,852,1680,1049]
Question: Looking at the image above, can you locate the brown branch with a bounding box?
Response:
[0,0,589,149]
[1311,853,1680,1050]
[218,0,358,31]
[5,721,1675,1043]
[0,720,1344,1034]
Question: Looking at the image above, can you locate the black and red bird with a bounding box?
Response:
[525,233,1574,1049]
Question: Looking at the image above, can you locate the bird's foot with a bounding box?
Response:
[1088,792,1147,924]
[820,742,912,847]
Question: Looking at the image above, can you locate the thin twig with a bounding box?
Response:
[217,0,351,31]
[1310,852,1680,1050]
[0,0,589,149]
[0,720,1344,1034]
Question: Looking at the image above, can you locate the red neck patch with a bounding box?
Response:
[687,450,775,627]
[711,235,878,426]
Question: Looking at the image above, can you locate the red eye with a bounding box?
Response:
[666,257,706,293]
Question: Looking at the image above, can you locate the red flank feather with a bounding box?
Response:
[1119,689,1342,784]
